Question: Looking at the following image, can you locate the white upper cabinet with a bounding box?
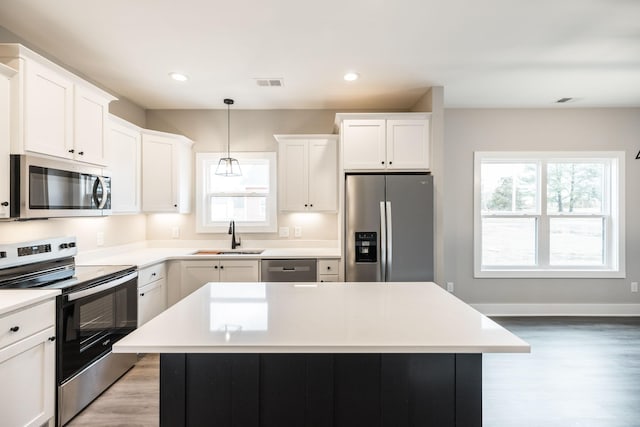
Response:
[108,115,142,214]
[141,130,193,213]
[337,113,431,171]
[0,64,16,219]
[0,44,116,166]
[275,134,338,212]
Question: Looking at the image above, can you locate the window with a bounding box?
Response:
[196,152,277,233]
[474,152,624,278]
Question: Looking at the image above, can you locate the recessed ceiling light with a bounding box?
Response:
[169,72,189,82]
[344,72,359,81]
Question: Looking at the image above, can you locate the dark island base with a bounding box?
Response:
[160,353,482,427]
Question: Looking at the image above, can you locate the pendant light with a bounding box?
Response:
[215,98,242,176]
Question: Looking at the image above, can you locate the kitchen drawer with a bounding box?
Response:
[318,259,339,275]
[318,274,339,283]
[0,300,55,350]
[138,262,166,287]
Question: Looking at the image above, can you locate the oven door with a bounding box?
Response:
[58,272,137,383]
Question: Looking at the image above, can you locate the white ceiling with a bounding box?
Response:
[0,0,638,110]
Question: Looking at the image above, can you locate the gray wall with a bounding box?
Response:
[443,108,640,304]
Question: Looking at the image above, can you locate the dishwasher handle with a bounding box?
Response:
[268,266,311,272]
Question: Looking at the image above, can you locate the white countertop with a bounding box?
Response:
[0,289,61,316]
[77,246,341,269]
[113,282,530,354]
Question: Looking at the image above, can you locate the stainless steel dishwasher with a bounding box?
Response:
[261,259,317,282]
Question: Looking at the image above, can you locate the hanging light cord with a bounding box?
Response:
[226,101,231,158]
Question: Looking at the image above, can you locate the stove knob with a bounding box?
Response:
[68,242,76,248]
[9,326,19,332]
[48,336,56,342]
[59,243,68,249]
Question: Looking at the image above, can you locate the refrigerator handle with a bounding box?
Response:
[379,201,386,281]
[386,201,392,281]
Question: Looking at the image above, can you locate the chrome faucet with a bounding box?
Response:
[228,220,241,249]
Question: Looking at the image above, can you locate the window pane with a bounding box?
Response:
[210,196,266,222]
[210,159,269,194]
[481,163,537,213]
[550,218,604,265]
[547,163,604,214]
[482,218,536,266]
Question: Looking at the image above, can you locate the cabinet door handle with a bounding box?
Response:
[78,151,84,156]
[48,336,56,342]
[9,326,19,332]
[68,149,75,154]
[1,201,8,207]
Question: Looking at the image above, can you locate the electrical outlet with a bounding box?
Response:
[171,226,180,239]
[96,231,104,247]
[446,282,454,293]
[294,226,302,238]
[279,227,290,238]
[632,282,638,293]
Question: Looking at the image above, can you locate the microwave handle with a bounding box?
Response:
[93,176,108,209]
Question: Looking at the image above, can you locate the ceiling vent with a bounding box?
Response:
[255,78,284,87]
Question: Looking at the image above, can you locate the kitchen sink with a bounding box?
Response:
[191,249,264,255]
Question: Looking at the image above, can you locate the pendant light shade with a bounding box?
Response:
[215,98,242,177]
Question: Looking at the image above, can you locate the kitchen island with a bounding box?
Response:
[113,282,529,427]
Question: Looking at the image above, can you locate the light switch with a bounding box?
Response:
[294,226,302,238]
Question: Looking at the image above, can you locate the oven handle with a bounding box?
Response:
[66,272,138,301]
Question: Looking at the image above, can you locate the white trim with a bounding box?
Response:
[472,303,640,317]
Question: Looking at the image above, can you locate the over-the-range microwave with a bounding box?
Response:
[8,154,111,220]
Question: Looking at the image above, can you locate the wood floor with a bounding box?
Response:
[66,317,640,427]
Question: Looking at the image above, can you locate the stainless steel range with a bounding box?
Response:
[0,236,138,426]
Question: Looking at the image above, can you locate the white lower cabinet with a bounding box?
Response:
[0,300,56,427]
[318,259,341,282]
[137,263,167,327]
[180,260,260,299]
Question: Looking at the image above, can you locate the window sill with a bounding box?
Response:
[474,269,626,279]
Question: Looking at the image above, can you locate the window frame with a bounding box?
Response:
[195,152,277,233]
[473,151,625,278]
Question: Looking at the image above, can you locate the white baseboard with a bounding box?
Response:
[471,303,640,317]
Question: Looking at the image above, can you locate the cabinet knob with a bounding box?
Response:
[327,266,331,270]
[68,149,75,154]
[389,161,393,165]
[220,265,224,269]
[140,293,145,297]
[48,336,56,342]
[304,204,308,207]
[1,201,8,207]
[78,151,84,156]
[9,326,19,332]
[381,161,385,165]
[310,204,313,207]
[151,272,157,277]
[214,265,218,269]
[174,204,178,208]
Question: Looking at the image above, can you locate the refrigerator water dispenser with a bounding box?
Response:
[355,232,377,262]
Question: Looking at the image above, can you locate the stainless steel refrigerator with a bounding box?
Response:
[345,173,434,282]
